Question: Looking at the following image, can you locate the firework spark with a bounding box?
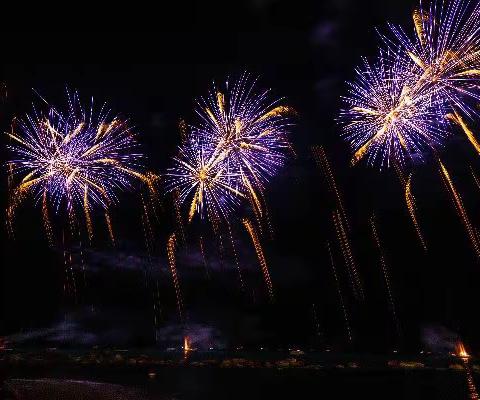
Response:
[243,218,274,301]
[225,223,245,290]
[326,241,353,343]
[199,236,211,280]
[7,91,148,239]
[104,209,115,245]
[173,189,186,245]
[439,160,480,258]
[370,214,401,338]
[167,233,184,320]
[312,145,349,231]
[404,174,428,251]
[456,342,480,399]
[393,164,427,250]
[447,111,480,154]
[332,209,363,300]
[42,189,54,245]
[471,166,480,192]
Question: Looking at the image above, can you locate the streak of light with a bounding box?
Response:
[83,185,93,242]
[104,208,115,245]
[447,111,480,155]
[226,222,245,291]
[167,233,184,320]
[243,218,274,301]
[312,145,349,231]
[173,189,186,245]
[42,189,54,246]
[199,236,211,280]
[370,214,401,338]
[457,342,479,400]
[439,160,480,258]
[405,174,428,251]
[326,241,352,343]
[332,210,363,300]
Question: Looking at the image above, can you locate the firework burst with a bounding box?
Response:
[341,0,480,167]
[166,134,245,224]
[389,0,480,119]
[7,91,149,238]
[167,74,294,223]
[340,52,450,167]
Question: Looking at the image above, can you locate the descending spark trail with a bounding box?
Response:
[139,193,163,343]
[370,214,401,338]
[447,112,480,155]
[457,343,480,400]
[140,194,154,261]
[6,162,15,237]
[332,210,363,300]
[465,363,480,400]
[404,174,428,251]
[83,185,93,242]
[326,241,352,343]
[199,236,211,280]
[167,233,184,320]
[243,218,274,301]
[173,189,186,245]
[62,232,77,303]
[226,222,245,291]
[312,303,322,339]
[311,145,364,300]
[179,119,188,143]
[394,164,427,250]
[104,208,115,245]
[471,167,480,191]
[312,145,349,231]
[393,162,407,187]
[439,160,480,258]
[42,189,54,246]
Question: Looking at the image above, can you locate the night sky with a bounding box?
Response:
[2,0,480,354]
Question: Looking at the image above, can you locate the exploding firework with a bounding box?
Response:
[340,0,480,167]
[167,74,294,224]
[7,91,150,239]
[166,134,245,224]
[389,0,480,119]
[340,52,450,167]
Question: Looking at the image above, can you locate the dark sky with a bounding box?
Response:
[2,0,480,354]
